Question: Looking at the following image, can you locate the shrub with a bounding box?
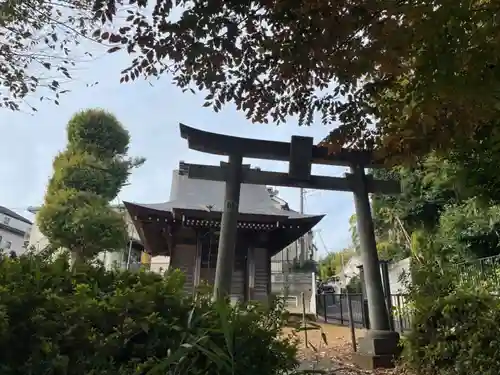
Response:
[0,251,298,375]
[402,288,500,375]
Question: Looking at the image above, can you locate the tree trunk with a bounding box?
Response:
[70,250,84,272]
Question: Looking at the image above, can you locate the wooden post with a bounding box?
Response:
[301,292,308,348]
[347,292,357,352]
[213,154,243,300]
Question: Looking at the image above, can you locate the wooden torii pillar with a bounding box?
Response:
[179,124,401,369]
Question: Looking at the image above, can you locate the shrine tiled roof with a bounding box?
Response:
[126,169,322,221]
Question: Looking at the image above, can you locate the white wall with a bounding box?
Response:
[0,228,27,254]
[0,212,32,255]
[27,221,50,252]
[0,212,31,234]
[149,256,170,274]
[27,206,143,270]
[337,255,362,288]
[96,250,126,270]
[335,255,411,294]
[388,257,411,294]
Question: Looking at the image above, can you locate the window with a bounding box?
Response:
[200,233,218,269]
[3,216,10,225]
[122,246,141,264]
[199,232,246,270]
[5,241,11,249]
[0,235,2,243]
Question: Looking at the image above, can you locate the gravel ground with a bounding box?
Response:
[283,323,407,375]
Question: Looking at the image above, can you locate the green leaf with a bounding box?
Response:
[108,46,121,53]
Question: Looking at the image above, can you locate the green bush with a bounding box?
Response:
[402,288,500,375]
[0,251,298,375]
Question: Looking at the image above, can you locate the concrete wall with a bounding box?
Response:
[149,255,170,274]
[271,272,314,314]
[270,231,317,314]
[388,257,411,294]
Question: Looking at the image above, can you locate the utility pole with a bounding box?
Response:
[125,219,133,270]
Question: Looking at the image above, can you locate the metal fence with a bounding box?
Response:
[316,292,412,333]
[452,254,500,289]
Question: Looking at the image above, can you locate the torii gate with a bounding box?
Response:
[179,123,401,368]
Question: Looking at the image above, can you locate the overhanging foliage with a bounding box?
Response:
[90,0,500,161]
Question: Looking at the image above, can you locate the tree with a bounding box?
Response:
[0,0,100,110]
[349,214,360,252]
[37,109,144,268]
[318,248,355,281]
[370,145,500,261]
[93,0,500,161]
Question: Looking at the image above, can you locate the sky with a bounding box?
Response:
[0,41,356,257]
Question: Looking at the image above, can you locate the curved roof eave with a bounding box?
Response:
[124,200,324,223]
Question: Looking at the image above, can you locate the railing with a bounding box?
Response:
[316,292,412,333]
[453,254,500,289]
[314,255,500,334]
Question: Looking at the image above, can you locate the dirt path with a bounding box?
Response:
[283,323,401,374]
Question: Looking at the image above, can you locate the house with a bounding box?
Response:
[124,165,324,303]
[337,255,363,288]
[0,206,32,255]
[335,255,411,294]
[27,206,146,270]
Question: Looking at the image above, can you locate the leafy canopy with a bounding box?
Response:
[37,109,144,264]
[92,0,500,160]
[370,133,500,261]
[0,0,100,110]
[318,248,356,281]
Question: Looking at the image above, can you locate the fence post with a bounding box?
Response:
[301,292,308,348]
[340,294,344,325]
[346,292,357,352]
[397,294,404,333]
[323,293,327,323]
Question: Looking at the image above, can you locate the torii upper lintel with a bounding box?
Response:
[179,123,383,168]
